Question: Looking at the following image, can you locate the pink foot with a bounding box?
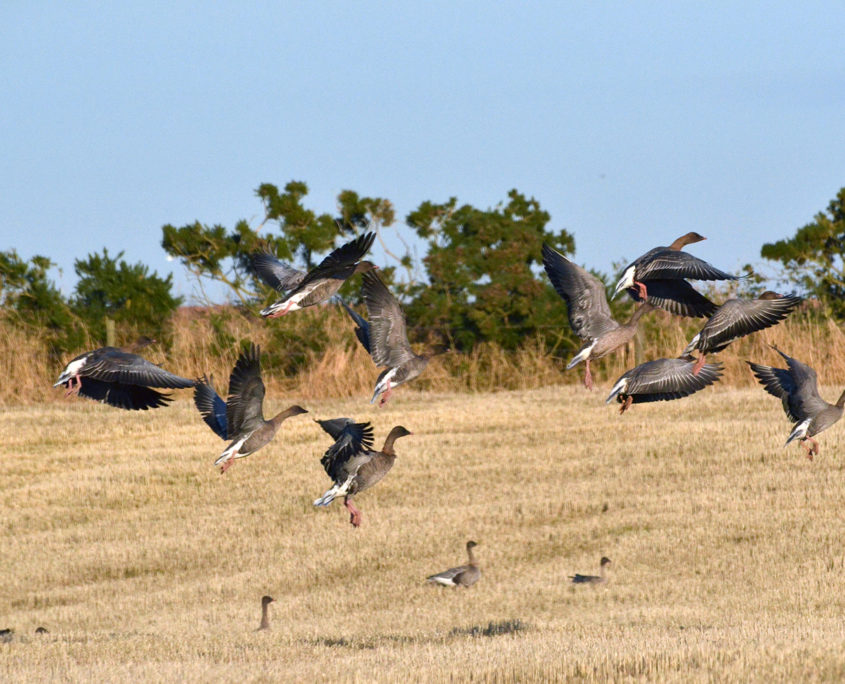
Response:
[344,498,362,527]
[635,281,648,300]
[583,361,593,391]
[220,458,235,474]
[267,300,294,318]
[378,383,393,407]
[618,396,633,415]
[692,354,706,376]
[64,374,82,397]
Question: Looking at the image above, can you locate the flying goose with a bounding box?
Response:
[194,343,307,473]
[343,270,430,405]
[570,556,611,584]
[257,595,275,630]
[684,292,802,374]
[606,357,723,413]
[612,233,736,317]
[748,345,845,459]
[254,232,376,317]
[427,541,481,588]
[542,243,654,389]
[313,418,411,527]
[54,344,194,410]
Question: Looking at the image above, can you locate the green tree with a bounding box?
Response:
[71,248,182,343]
[760,187,845,317]
[404,190,576,350]
[0,249,84,352]
[161,181,395,306]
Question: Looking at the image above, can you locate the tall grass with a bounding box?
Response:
[2,303,844,406]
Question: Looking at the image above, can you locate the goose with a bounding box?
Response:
[194,343,307,473]
[257,595,275,630]
[0,629,12,643]
[542,243,654,389]
[343,271,430,405]
[427,541,481,588]
[313,418,411,527]
[612,232,736,317]
[606,357,723,413]
[684,292,802,374]
[748,345,845,459]
[54,344,194,410]
[570,556,611,584]
[35,627,48,634]
[254,232,377,317]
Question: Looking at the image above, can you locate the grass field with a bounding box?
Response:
[3,385,845,681]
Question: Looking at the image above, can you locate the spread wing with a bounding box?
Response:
[77,378,172,410]
[626,279,717,318]
[194,375,228,439]
[319,419,375,481]
[636,249,737,282]
[692,296,802,354]
[296,232,376,290]
[361,271,415,367]
[748,347,828,422]
[542,244,618,341]
[83,348,195,388]
[620,357,723,403]
[342,302,371,353]
[251,252,306,293]
[226,344,265,435]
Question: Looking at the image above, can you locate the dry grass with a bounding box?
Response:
[4,304,845,407]
[3,385,845,682]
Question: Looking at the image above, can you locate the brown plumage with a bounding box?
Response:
[256,232,377,317]
[313,420,412,527]
[194,344,308,473]
[257,595,275,630]
[748,345,845,459]
[427,541,482,588]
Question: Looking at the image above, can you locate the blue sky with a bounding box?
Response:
[2,2,844,301]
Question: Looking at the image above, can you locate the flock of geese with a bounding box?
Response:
[41,230,845,630]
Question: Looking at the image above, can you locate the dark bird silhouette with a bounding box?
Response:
[684,292,802,374]
[606,357,723,413]
[542,243,654,389]
[54,343,194,410]
[748,345,845,459]
[254,232,376,317]
[570,557,612,584]
[257,595,275,630]
[613,233,736,317]
[313,418,411,527]
[343,270,430,405]
[194,344,307,473]
[427,541,482,588]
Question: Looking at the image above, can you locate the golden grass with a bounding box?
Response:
[3,385,845,682]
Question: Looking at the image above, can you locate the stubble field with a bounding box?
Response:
[2,385,845,682]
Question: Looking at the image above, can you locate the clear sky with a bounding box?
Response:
[3,2,844,301]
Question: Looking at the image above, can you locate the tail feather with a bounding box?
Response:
[785,418,811,446]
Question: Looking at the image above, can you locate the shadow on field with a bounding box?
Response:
[309,619,529,650]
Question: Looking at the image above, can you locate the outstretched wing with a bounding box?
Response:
[251,252,306,293]
[226,344,265,435]
[542,244,618,341]
[77,378,172,410]
[342,302,371,353]
[83,348,195,389]
[297,232,376,289]
[194,375,228,439]
[361,271,415,367]
[636,249,737,282]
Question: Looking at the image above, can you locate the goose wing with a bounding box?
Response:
[194,375,228,439]
[251,252,306,293]
[614,357,723,403]
[542,244,618,341]
[295,232,375,291]
[319,420,376,481]
[226,344,265,436]
[81,348,195,388]
[626,279,717,317]
[635,249,737,282]
[77,378,172,410]
[689,296,802,354]
[342,302,371,353]
[749,348,829,422]
[361,270,416,367]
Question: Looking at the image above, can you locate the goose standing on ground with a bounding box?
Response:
[748,345,845,459]
[313,418,411,527]
[542,243,654,389]
[257,595,275,630]
[613,233,737,317]
[194,343,308,473]
[684,292,803,374]
[427,541,482,588]
[570,557,611,584]
[343,270,430,405]
[254,232,376,318]
[54,344,194,410]
[606,357,723,413]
